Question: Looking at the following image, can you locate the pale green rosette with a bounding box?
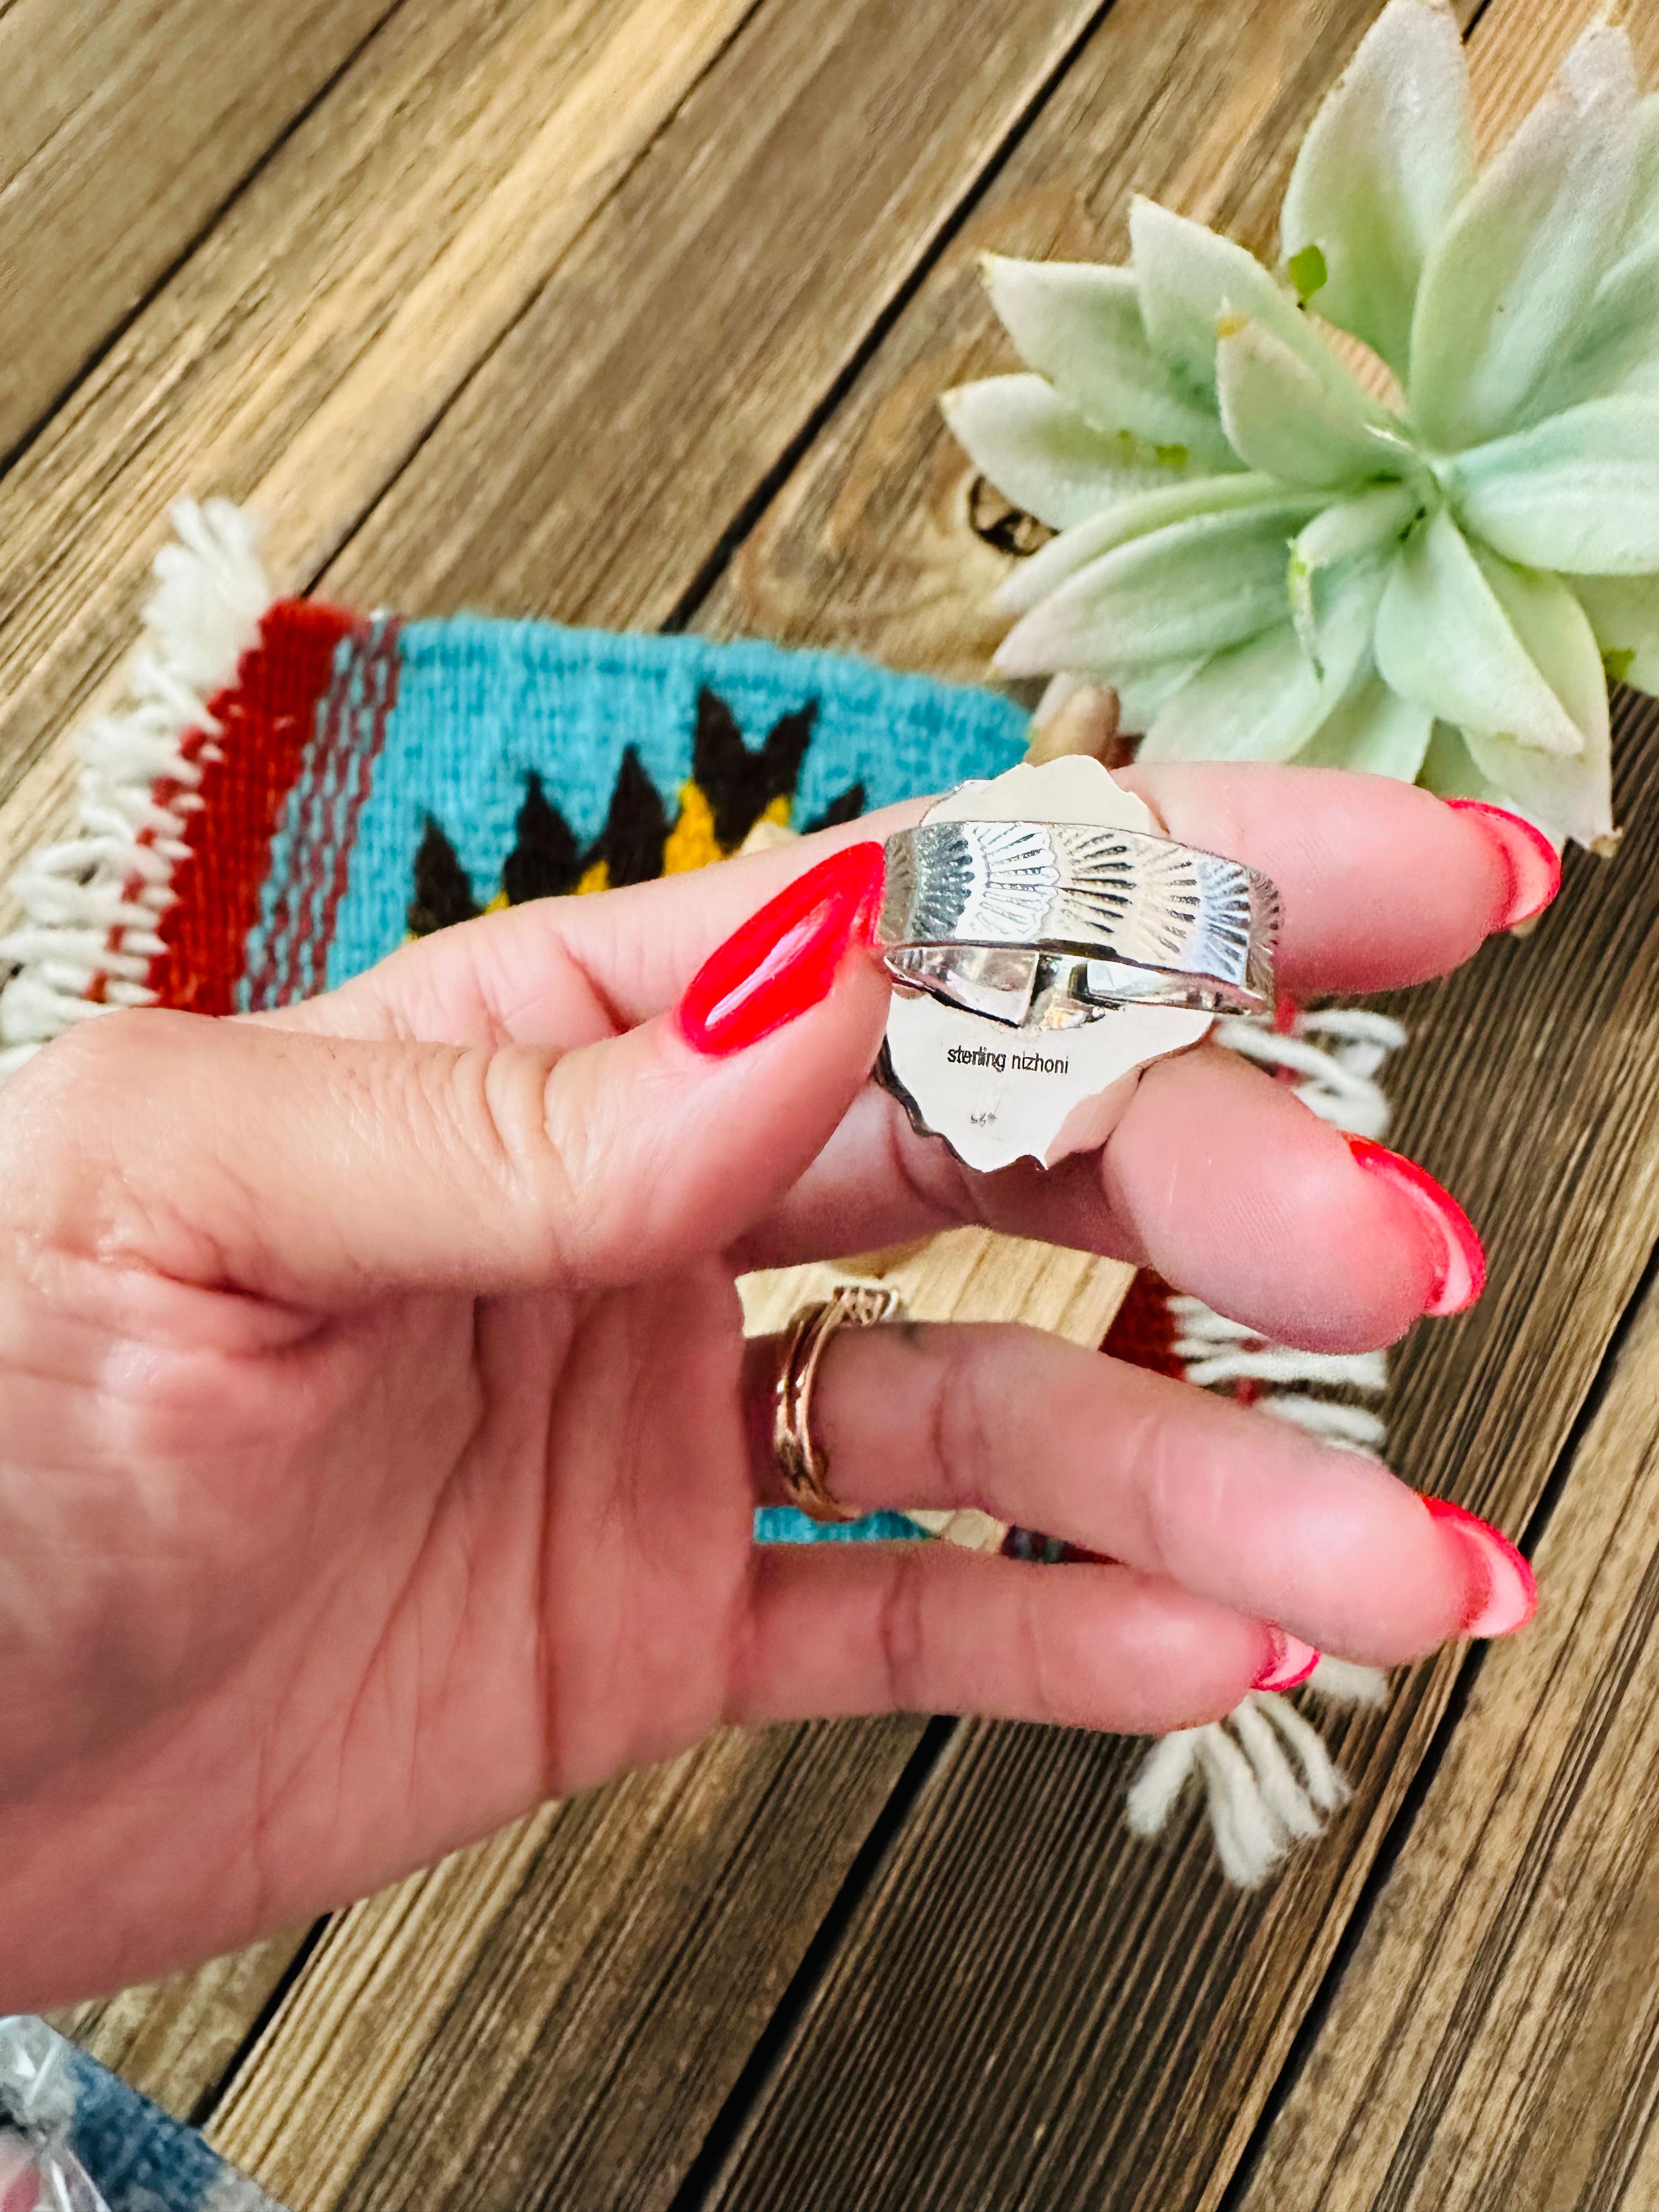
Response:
[945,0,1659,848]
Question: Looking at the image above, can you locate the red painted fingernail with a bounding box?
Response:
[1252,1628,1320,1692]
[1345,1134,1486,1317]
[1444,799,1562,929]
[675,843,885,1057]
[1424,1497,1537,1638]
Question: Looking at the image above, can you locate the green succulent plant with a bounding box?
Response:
[945,0,1659,848]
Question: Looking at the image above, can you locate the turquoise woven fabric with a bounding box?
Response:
[238,614,1028,1541]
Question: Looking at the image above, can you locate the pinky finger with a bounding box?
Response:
[728,1544,1279,1738]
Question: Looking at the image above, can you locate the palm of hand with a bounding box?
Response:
[11,1254,759,1976]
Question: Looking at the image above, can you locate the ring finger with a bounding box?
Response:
[741,1319,1521,1666]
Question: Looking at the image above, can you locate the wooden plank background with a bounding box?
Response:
[11,0,1659,2204]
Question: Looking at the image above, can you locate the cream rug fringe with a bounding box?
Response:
[0,498,270,1079]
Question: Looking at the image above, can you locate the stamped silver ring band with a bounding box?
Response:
[875,819,1281,1027]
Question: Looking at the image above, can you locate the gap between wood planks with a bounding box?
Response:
[1214,1237,1659,2212]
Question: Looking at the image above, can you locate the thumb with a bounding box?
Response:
[10,845,890,1306]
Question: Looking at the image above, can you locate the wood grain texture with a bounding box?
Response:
[314,0,1107,629]
[205,1722,922,2212]
[0,0,755,885]
[0,0,395,459]
[1236,1274,1659,2211]
[49,1931,311,2119]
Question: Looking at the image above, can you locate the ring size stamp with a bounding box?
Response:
[873,757,1282,1173]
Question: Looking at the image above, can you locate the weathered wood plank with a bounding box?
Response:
[677,0,1659,2204]
[0,0,755,876]
[205,1723,919,2212]
[48,1931,311,2121]
[313,0,1104,625]
[1235,1276,1659,2212]
[0,0,394,461]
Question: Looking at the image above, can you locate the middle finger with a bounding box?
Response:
[738,1041,1478,1353]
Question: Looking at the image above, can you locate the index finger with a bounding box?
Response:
[284,761,1542,1051]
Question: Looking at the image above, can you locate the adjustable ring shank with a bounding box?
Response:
[876,818,1280,1022]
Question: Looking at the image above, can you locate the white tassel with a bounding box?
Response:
[0,498,272,1080]
[1126,1672,1379,1888]
[1127,1006,1406,1882]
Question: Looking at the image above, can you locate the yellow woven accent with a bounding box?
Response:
[577,857,611,896]
[663,782,723,874]
[484,889,510,912]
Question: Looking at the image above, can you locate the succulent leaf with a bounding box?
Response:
[1528,239,1659,422]
[979,257,1237,468]
[994,495,1322,676]
[1295,673,1435,780]
[1419,724,1508,804]
[1573,573,1659,697]
[1140,556,1385,763]
[994,472,1293,616]
[1622,94,1659,257]
[1460,718,1612,850]
[1112,658,1209,729]
[941,375,1185,529]
[1289,483,1419,655]
[1410,25,1639,453]
[1216,318,1412,486]
[1373,512,1585,757]
[1280,0,1474,376]
[1442,396,1659,573]
[945,3,1659,847]
[1129,198,1387,426]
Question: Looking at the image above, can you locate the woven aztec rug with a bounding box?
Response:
[0,507,1412,2159]
[0,2015,279,2212]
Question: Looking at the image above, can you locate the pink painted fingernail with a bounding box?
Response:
[1444,799,1562,929]
[1345,1135,1486,1317]
[1424,1497,1537,1638]
[1252,1628,1320,1692]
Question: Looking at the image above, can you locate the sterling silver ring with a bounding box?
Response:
[874,819,1280,1028]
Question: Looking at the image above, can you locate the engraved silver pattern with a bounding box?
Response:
[878,819,1279,1017]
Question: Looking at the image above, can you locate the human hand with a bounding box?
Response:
[0,764,1549,2006]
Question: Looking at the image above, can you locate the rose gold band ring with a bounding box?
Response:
[772,1282,903,1523]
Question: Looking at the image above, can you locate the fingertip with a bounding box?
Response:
[1424,1498,1537,1639]
[1443,799,1562,930]
[1109,1054,1442,1353]
[1059,1568,1266,1733]
[1344,1136,1485,1320]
